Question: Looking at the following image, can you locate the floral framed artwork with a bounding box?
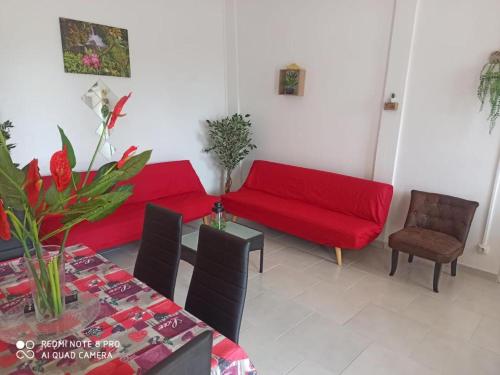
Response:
[59,17,131,77]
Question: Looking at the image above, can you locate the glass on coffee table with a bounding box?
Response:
[181,221,265,273]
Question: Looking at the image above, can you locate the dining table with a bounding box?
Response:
[0,244,257,375]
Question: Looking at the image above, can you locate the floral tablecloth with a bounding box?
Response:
[0,245,257,374]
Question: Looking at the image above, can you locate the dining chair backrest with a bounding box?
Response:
[147,330,213,375]
[133,204,182,301]
[185,224,250,343]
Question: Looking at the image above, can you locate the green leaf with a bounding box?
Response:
[0,131,26,209]
[77,170,125,198]
[116,184,133,191]
[42,189,132,241]
[72,172,82,189]
[44,183,71,211]
[58,126,76,168]
[86,189,133,222]
[94,162,117,180]
[117,150,152,181]
[204,114,256,173]
[63,190,132,225]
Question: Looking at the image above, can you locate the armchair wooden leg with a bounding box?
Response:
[335,247,342,266]
[451,259,457,277]
[202,216,210,225]
[408,254,414,263]
[232,215,238,223]
[433,263,442,293]
[389,249,399,276]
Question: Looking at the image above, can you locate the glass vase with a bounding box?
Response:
[211,201,226,230]
[24,246,65,322]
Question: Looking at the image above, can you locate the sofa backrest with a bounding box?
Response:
[243,160,393,226]
[123,161,206,204]
[42,160,206,205]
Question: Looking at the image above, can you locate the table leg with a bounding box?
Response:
[259,248,264,273]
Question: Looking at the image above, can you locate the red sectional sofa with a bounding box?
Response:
[222,160,393,265]
[41,160,218,251]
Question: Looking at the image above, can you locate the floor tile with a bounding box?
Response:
[103,218,500,375]
[471,316,500,355]
[248,250,274,276]
[348,274,421,313]
[277,313,371,374]
[402,294,482,340]
[101,248,136,270]
[304,261,369,289]
[294,281,370,325]
[250,265,320,299]
[264,236,289,253]
[410,330,500,375]
[345,304,430,356]
[239,337,305,375]
[444,343,500,375]
[264,246,323,271]
[343,343,438,375]
[453,280,500,321]
[243,290,314,340]
[287,360,334,375]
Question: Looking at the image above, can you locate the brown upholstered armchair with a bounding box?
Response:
[388,190,478,292]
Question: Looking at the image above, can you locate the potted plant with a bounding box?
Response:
[478,51,500,133]
[204,114,257,193]
[0,94,151,321]
[0,120,15,151]
[283,70,299,95]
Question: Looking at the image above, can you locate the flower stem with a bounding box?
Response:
[82,115,111,188]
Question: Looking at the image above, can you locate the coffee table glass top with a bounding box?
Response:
[182,222,263,250]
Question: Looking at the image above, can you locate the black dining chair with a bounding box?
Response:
[185,225,250,343]
[147,330,213,375]
[133,204,182,301]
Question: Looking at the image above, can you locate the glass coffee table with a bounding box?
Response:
[181,222,265,273]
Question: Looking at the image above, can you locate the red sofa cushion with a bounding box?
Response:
[153,192,218,223]
[43,192,219,251]
[123,161,206,204]
[243,160,393,226]
[222,160,393,249]
[41,161,217,251]
[43,203,146,251]
[223,188,380,249]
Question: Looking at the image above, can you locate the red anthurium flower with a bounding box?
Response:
[0,200,11,241]
[117,146,137,169]
[108,92,132,130]
[24,159,43,207]
[50,146,72,192]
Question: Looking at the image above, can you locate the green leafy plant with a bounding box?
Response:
[478,51,500,133]
[0,120,15,151]
[204,114,257,193]
[0,94,151,320]
[283,70,299,94]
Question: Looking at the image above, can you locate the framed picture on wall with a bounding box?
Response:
[59,17,131,77]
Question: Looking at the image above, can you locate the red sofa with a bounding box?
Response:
[222,160,393,265]
[41,160,218,251]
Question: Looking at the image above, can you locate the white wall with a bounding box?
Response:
[2,0,500,273]
[0,0,227,193]
[232,0,500,274]
[388,0,500,274]
[233,0,395,178]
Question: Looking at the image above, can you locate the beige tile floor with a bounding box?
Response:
[102,219,500,375]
